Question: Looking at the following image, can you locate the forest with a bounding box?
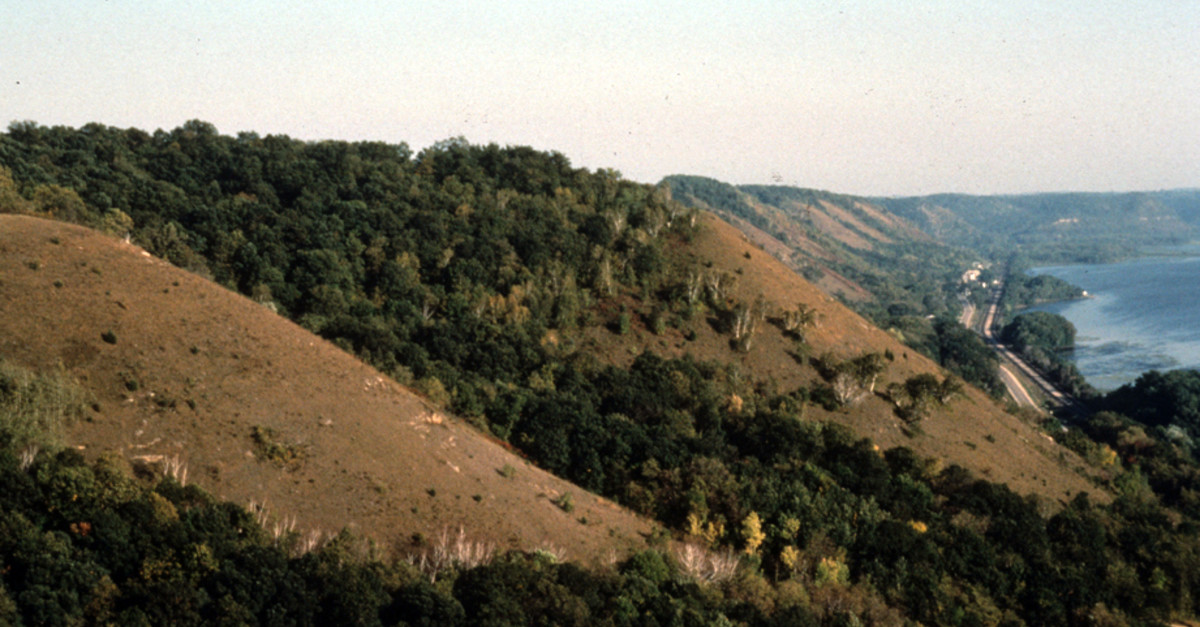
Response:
[1105,369,1200,439]
[997,272,1085,314]
[4,121,1200,624]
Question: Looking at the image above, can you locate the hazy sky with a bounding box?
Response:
[4,1,1198,196]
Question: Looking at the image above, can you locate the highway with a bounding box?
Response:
[975,282,1085,418]
[958,297,976,330]
[996,363,1039,408]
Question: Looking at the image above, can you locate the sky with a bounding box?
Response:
[3,1,1198,196]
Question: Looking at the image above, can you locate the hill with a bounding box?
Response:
[874,190,1200,263]
[13,123,1185,623]
[584,210,1104,504]
[661,176,1007,396]
[0,121,1103,519]
[0,214,657,562]
[662,176,980,319]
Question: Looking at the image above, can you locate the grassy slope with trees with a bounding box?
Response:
[662,176,972,318]
[5,351,1200,625]
[4,122,1200,624]
[663,176,1006,399]
[0,213,662,563]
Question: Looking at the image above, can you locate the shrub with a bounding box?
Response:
[413,377,451,407]
[617,312,632,335]
[621,550,671,585]
[250,426,305,467]
[0,360,88,451]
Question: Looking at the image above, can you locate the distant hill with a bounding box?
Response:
[874,190,1200,263]
[662,175,981,319]
[665,176,1200,288]
[0,214,657,562]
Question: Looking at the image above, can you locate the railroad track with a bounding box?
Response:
[975,282,1088,420]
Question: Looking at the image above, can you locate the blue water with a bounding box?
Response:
[1029,247,1200,392]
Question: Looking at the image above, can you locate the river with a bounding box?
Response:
[1030,246,1200,392]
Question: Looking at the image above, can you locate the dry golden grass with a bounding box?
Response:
[0,214,658,563]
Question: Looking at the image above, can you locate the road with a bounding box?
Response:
[976,282,1082,416]
[958,295,976,330]
[996,363,1039,408]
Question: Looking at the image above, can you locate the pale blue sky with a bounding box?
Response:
[3,1,1197,195]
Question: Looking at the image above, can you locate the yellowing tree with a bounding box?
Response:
[0,167,32,214]
[741,511,765,555]
[779,545,801,575]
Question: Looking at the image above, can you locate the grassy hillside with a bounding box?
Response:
[3,212,1134,625]
[592,211,1101,500]
[0,358,799,625]
[662,176,980,318]
[0,214,656,562]
[662,176,1006,397]
[15,122,1200,623]
[0,147,1098,521]
[0,120,1100,518]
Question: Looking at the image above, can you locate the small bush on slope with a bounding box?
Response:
[0,359,88,451]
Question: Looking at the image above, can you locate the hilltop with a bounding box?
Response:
[0,214,657,562]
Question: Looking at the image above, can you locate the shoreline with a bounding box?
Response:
[1026,251,1200,393]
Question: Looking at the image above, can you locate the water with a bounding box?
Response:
[1029,245,1200,392]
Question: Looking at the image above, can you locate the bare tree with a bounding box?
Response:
[782,303,818,340]
[704,270,736,304]
[830,368,867,406]
[674,543,740,584]
[643,207,666,238]
[730,295,769,352]
[685,269,704,304]
[605,208,627,240]
[816,351,887,406]
[420,295,439,322]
